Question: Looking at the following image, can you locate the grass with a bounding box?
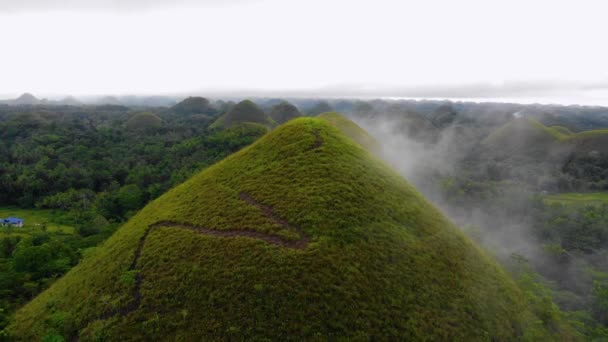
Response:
[8,118,573,341]
[318,112,380,152]
[548,125,574,136]
[211,100,275,129]
[544,192,608,206]
[483,118,568,146]
[0,207,75,234]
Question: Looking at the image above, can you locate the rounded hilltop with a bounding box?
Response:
[211,99,275,129]
[124,112,163,131]
[483,116,608,157]
[268,101,302,124]
[8,117,572,341]
[171,96,214,115]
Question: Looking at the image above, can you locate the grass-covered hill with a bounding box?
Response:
[124,112,163,131]
[8,118,571,341]
[482,117,569,155]
[483,117,608,158]
[211,99,275,129]
[171,97,214,115]
[318,112,380,152]
[268,101,302,124]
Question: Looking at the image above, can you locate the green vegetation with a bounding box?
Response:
[0,207,120,335]
[124,112,163,131]
[482,117,568,149]
[7,118,568,340]
[0,207,74,234]
[211,99,275,129]
[318,112,380,152]
[484,117,608,151]
[0,102,268,335]
[570,129,608,140]
[0,104,266,216]
[549,125,574,136]
[544,192,608,206]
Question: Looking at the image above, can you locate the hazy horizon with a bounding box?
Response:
[1,0,607,105]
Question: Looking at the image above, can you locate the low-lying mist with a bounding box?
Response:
[348,107,603,294]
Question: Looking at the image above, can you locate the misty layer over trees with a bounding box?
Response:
[0,96,607,339]
[344,100,608,339]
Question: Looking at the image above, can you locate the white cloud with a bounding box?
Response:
[0,0,256,12]
[0,0,607,104]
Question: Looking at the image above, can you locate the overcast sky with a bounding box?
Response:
[1,0,607,105]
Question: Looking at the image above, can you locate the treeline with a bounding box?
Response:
[0,102,266,223]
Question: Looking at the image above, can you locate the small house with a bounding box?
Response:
[1,217,24,227]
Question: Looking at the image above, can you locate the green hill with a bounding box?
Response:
[318,112,380,152]
[483,118,608,157]
[268,101,302,124]
[8,118,569,341]
[549,125,574,136]
[211,100,275,129]
[482,118,573,158]
[171,97,213,115]
[124,112,163,131]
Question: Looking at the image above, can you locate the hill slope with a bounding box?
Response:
[9,118,567,341]
[481,117,573,159]
[483,117,608,157]
[318,112,380,152]
[211,100,275,129]
[171,97,214,115]
[124,112,163,131]
[268,101,301,124]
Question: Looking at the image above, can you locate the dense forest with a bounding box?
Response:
[1,96,608,339]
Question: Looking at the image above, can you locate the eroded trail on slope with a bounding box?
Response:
[73,130,324,339]
[77,192,309,340]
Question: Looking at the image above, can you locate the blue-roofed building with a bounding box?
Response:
[1,217,24,227]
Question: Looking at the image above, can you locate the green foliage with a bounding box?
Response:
[0,208,119,334]
[509,254,579,340]
[0,105,266,220]
[544,192,608,206]
[534,203,608,253]
[116,184,144,214]
[8,118,564,340]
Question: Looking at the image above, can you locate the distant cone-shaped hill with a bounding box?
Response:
[268,101,302,124]
[9,118,569,340]
[483,117,608,158]
[125,112,163,131]
[172,96,213,115]
[14,92,40,105]
[211,99,275,129]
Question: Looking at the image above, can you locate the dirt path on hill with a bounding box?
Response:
[73,192,309,340]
